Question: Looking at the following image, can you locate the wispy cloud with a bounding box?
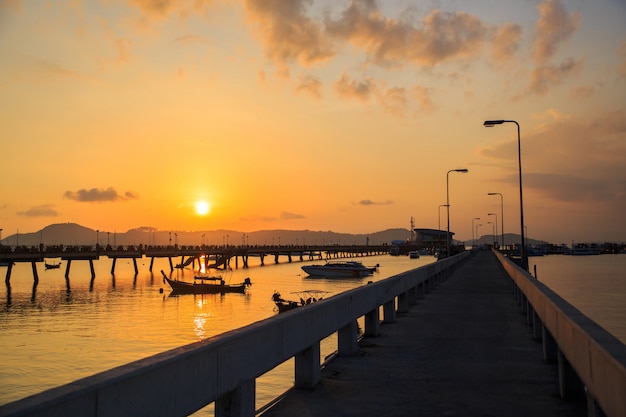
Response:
[357,199,394,206]
[532,0,580,64]
[295,74,323,98]
[334,72,375,101]
[17,204,60,217]
[64,187,139,203]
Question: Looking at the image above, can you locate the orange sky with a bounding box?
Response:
[1,0,625,244]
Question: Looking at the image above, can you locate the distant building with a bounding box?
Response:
[390,228,455,255]
[413,228,453,250]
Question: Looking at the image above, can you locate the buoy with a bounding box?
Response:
[159,288,164,293]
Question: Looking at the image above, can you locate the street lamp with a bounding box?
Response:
[487,212,498,248]
[475,224,482,247]
[487,221,496,246]
[438,204,449,231]
[484,119,527,270]
[487,192,504,249]
[472,217,480,247]
[446,168,469,257]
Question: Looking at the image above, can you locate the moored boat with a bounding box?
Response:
[301,261,377,278]
[161,270,251,294]
[272,290,329,313]
[408,251,420,259]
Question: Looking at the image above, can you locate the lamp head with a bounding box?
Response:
[455,168,469,173]
[484,120,505,127]
[488,212,496,215]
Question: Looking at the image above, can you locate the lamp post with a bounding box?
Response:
[484,120,527,270]
[446,168,469,257]
[487,212,498,248]
[472,217,480,247]
[475,224,482,247]
[487,192,504,249]
[487,221,495,246]
[438,204,448,231]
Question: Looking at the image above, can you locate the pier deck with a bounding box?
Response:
[261,251,587,417]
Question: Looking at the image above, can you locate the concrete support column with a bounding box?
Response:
[558,350,584,400]
[397,292,409,313]
[383,299,396,323]
[364,308,380,337]
[295,342,321,388]
[408,286,418,305]
[542,325,557,363]
[215,379,255,417]
[338,321,358,356]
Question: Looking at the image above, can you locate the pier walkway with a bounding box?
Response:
[260,250,587,417]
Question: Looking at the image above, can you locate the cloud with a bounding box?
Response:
[127,0,215,19]
[490,23,522,64]
[280,211,306,220]
[377,86,408,115]
[412,85,434,113]
[529,58,582,95]
[64,187,139,203]
[532,0,580,65]
[17,204,60,217]
[295,74,323,98]
[524,173,624,203]
[357,199,393,206]
[244,0,335,70]
[334,72,375,101]
[325,4,487,68]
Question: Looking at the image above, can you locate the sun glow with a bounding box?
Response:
[195,201,210,216]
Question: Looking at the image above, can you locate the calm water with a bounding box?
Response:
[1,253,624,412]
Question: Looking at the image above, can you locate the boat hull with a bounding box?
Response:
[164,276,248,294]
[301,263,374,278]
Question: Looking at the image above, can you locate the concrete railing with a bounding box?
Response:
[0,252,471,417]
[494,250,626,417]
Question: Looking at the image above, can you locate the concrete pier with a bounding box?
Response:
[260,251,588,417]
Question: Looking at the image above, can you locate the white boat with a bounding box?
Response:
[301,261,377,278]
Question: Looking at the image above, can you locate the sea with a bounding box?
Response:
[0,252,624,414]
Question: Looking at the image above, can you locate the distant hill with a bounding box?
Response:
[463,233,548,247]
[0,223,412,247]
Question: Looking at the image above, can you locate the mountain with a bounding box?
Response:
[463,233,548,247]
[0,223,412,247]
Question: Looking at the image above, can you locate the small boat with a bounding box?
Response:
[408,251,420,259]
[272,290,330,313]
[301,261,377,278]
[45,262,61,269]
[161,270,251,294]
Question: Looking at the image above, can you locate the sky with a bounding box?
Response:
[1,0,625,244]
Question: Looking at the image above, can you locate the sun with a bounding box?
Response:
[195,201,210,216]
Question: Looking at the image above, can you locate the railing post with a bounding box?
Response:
[215,379,255,417]
[542,325,557,363]
[338,320,358,356]
[295,342,321,388]
[558,350,584,400]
